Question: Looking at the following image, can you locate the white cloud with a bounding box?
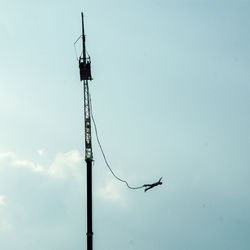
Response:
[0,219,11,231]
[96,180,127,206]
[0,196,11,232]
[0,152,44,172]
[48,150,83,181]
[37,149,44,156]
[0,152,15,161]
[0,150,83,179]
[0,150,84,237]
[0,195,6,206]
[12,159,44,172]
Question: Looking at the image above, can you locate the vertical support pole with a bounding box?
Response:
[86,158,93,250]
[83,79,93,250]
[80,13,93,250]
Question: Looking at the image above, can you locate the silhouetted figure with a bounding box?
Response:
[143,177,163,192]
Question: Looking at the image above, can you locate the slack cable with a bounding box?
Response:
[89,95,163,192]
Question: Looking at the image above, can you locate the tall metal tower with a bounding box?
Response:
[76,13,163,249]
[78,12,93,250]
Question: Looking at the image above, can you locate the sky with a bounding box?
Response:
[0,0,250,249]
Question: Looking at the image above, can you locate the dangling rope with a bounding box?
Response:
[74,35,82,61]
[89,95,163,191]
[74,36,91,61]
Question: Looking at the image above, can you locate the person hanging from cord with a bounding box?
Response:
[143,177,163,192]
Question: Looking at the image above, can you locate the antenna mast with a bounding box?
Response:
[79,12,93,250]
[81,12,86,63]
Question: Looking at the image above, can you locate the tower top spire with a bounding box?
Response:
[81,12,86,61]
[79,13,92,81]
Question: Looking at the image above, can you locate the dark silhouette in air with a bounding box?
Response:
[144,177,163,192]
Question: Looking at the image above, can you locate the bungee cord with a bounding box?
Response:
[89,95,163,192]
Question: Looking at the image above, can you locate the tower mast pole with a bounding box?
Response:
[81,12,86,62]
[79,12,93,250]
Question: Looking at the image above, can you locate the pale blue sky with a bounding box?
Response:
[0,0,249,250]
